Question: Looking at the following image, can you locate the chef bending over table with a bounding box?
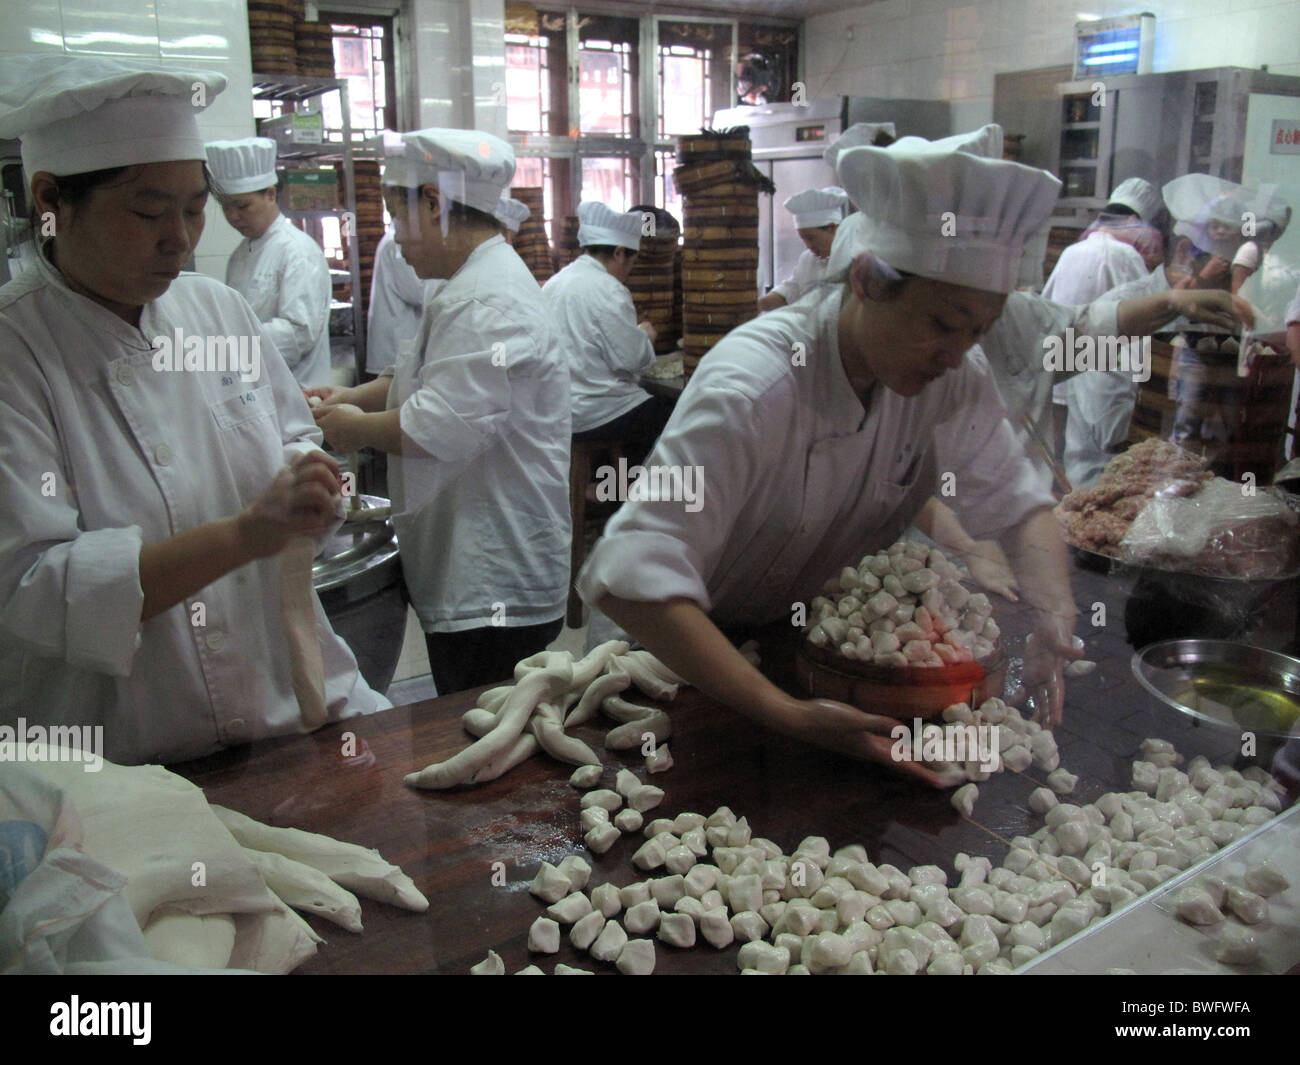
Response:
[578,132,1083,787]
[0,56,387,766]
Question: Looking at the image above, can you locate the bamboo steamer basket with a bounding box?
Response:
[795,640,1007,721]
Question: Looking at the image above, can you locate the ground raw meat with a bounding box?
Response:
[1055,439,1214,557]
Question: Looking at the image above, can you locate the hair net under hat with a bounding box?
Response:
[1164,173,1291,259]
[0,55,226,180]
[577,200,642,251]
[205,138,278,196]
[783,186,849,229]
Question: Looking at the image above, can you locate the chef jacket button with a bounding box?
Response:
[154,443,173,466]
[115,364,134,386]
[206,630,226,651]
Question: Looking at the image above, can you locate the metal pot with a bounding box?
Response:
[313,494,405,695]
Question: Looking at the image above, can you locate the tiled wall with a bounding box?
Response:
[804,0,1300,132]
[1,0,508,279]
[1,0,256,279]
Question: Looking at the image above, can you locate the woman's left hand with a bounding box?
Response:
[1016,612,1082,729]
[313,403,367,453]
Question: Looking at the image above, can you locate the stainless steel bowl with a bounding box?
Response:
[1131,639,1300,740]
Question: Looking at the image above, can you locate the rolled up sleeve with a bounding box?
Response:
[577,370,772,610]
[936,358,1055,541]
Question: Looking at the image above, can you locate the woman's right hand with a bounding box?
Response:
[764,695,966,789]
[303,385,353,408]
[235,451,342,559]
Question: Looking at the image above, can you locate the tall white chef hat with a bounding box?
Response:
[1164,173,1291,258]
[784,186,849,229]
[577,200,642,251]
[0,55,227,180]
[205,137,278,196]
[379,128,515,215]
[827,124,1061,294]
[823,122,897,173]
[1106,177,1161,223]
[494,196,531,233]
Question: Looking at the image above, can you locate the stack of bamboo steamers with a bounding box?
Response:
[674,129,764,374]
[625,209,682,356]
[510,186,555,284]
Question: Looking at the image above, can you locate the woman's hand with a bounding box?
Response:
[963,539,1020,601]
[764,694,966,789]
[235,451,342,559]
[1168,288,1255,331]
[313,403,368,453]
[1014,613,1081,729]
[303,384,353,408]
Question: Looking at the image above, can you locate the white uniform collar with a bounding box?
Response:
[247,212,289,249]
[811,285,876,434]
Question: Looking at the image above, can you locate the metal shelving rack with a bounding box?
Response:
[251,73,368,382]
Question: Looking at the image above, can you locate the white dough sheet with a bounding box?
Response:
[1023,801,1300,975]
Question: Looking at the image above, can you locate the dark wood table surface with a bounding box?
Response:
[172,559,1298,975]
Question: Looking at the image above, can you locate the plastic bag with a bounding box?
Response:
[1120,478,1298,579]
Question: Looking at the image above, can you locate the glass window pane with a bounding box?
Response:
[506,35,550,135]
[581,157,635,214]
[655,150,683,230]
[579,43,630,136]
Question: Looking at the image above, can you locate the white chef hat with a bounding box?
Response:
[0,55,226,180]
[379,128,515,215]
[494,196,530,233]
[1164,173,1291,257]
[827,126,1061,294]
[784,186,849,229]
[577,200,642,251]
[823,121,896,172]
[205,137,278,196]
[1106,177,1161,223]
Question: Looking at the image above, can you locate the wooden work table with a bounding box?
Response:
[172,560,1299,975]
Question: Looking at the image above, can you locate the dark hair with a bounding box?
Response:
[585,244,636,260]
[446,198,500,229]
[859,253,916,300]
[1101,203,1139,218]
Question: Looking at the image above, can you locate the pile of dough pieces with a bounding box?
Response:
[1170,861,1291,966]
[405,641,690,789]
[804,541,999,667]
[470,735,1285,975]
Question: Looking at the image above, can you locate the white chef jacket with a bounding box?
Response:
[577,285,1053,628]
[976,291,1120,491]
[389,235,571,632]
[0,251,388,766]
[366,227,444,375]
[770,248,830,306]
[542,253,655,433]
[225,213,333,387]
[1042,233,1150,488]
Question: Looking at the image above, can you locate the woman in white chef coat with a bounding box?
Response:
[543,200,672,456]
[366,223,443,375]
[579,138,1080,784]
[756,186,849,312]
[311,130,571,695]
[206,137,334,388]
[1045,177,1164,488]
[0,57,387,765]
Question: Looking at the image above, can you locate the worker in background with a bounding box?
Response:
[205,137,333,387]
[543,199,672,463]
[309,130,571,696]
[757,186,850,311]
[1044,177,1166,487]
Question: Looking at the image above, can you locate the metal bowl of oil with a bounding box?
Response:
[1131,640,1300,739]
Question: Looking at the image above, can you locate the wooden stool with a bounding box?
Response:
[568,437,624,627]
